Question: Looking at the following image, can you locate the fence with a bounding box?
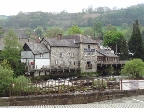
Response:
[9,78,144,101]
[9,78,122,97]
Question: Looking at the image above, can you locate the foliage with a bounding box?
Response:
[82,28,93,37]
[128,20,144,60]
[104,24,117,32]
[13,75,32,93]
[0,59,11,70]
[121,23,129,30]
[35,26,43,37]
[0,29,23,77]
[25,28,33,37]
[105,66,114,76]
[121,59,144,79]
[120,38,129,60]
[44,26,63,38]
[80,72,98,77]
[0,26,3,34]
[103,30,124,53]
[1,4,144,29]
[13,75,30,83]
[67,25,82,35]
[93,22,103,39]
[0,65,13,96]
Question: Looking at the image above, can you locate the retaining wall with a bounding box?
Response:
[0,89,144,106]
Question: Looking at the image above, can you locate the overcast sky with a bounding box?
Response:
[1,0,144,15]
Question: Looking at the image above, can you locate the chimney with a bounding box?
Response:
[57,34,62,40]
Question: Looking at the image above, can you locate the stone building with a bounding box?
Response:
[40,34,97,73]
[0,29,35,51]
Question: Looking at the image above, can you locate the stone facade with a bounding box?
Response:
[50,47,79,68]
[40,35,98,73]
[79,43,97,72]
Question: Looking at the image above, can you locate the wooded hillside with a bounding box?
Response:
[0,4,144,29]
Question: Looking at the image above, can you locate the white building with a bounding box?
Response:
[21,42,50,69]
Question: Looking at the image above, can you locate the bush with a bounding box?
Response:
[121,59,144,79]
[0,65,13,96]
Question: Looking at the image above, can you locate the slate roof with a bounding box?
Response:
[96,49,118,57]
[62,34,97,44]
[0,29,29,39]
[43,38,79,47]
[42,34,97,47]
[25,42,49,55]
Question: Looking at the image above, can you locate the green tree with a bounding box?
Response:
[35,26,43,37]
[25,28,33,38]
[0,65,13,96]
[103,30,124,54]
[93,22,103,39]
[44,26,63,38]
[128,20,144,60]
[0,26,3,34]
[120,38,129,60]
[121,59,144,79]
[104,24,117,32]
[67,25,82,35]
[83,28,93,37]
[1,29,23,77]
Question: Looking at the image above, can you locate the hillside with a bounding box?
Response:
[0,4,144,29]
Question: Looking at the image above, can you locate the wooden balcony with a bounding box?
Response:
[96,61,127,65]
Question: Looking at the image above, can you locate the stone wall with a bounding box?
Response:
[79,44,97,72]
[1,89,144,106]
[50,47,79,67]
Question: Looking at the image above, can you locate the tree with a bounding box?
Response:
[121,23,129,30]
[0,26,3,34]
[121,59,144,79]
[93,22,103,39]
[83,28,93,37]
[0,65,13,96]
[120,38,129,60]
[44,26,63,38]
[128,20,144,60]
[35,26,43,37]
[25,28,33,37]
[104,24,117,32]
[103,30,124,54]
[1,29,23,77]
[67,25,82,35]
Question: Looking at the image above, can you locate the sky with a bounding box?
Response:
[0,0,144,16]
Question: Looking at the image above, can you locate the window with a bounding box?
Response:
[86,61,92,69]
[71,53,74,58]
[69,61,71,65]
[87,53,90,55]
[40,53,43,57]
[60,53,63,58]
[55,60,58,64]
[88,45,90,49]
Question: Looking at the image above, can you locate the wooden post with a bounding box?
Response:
[48,80,49,94]
[50,65,51,73]
[9,83,12,98]
[120,78,122,90]
[102,79,103,92]
[36,80,37,96]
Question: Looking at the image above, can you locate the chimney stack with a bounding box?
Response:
[57,34,62,40]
